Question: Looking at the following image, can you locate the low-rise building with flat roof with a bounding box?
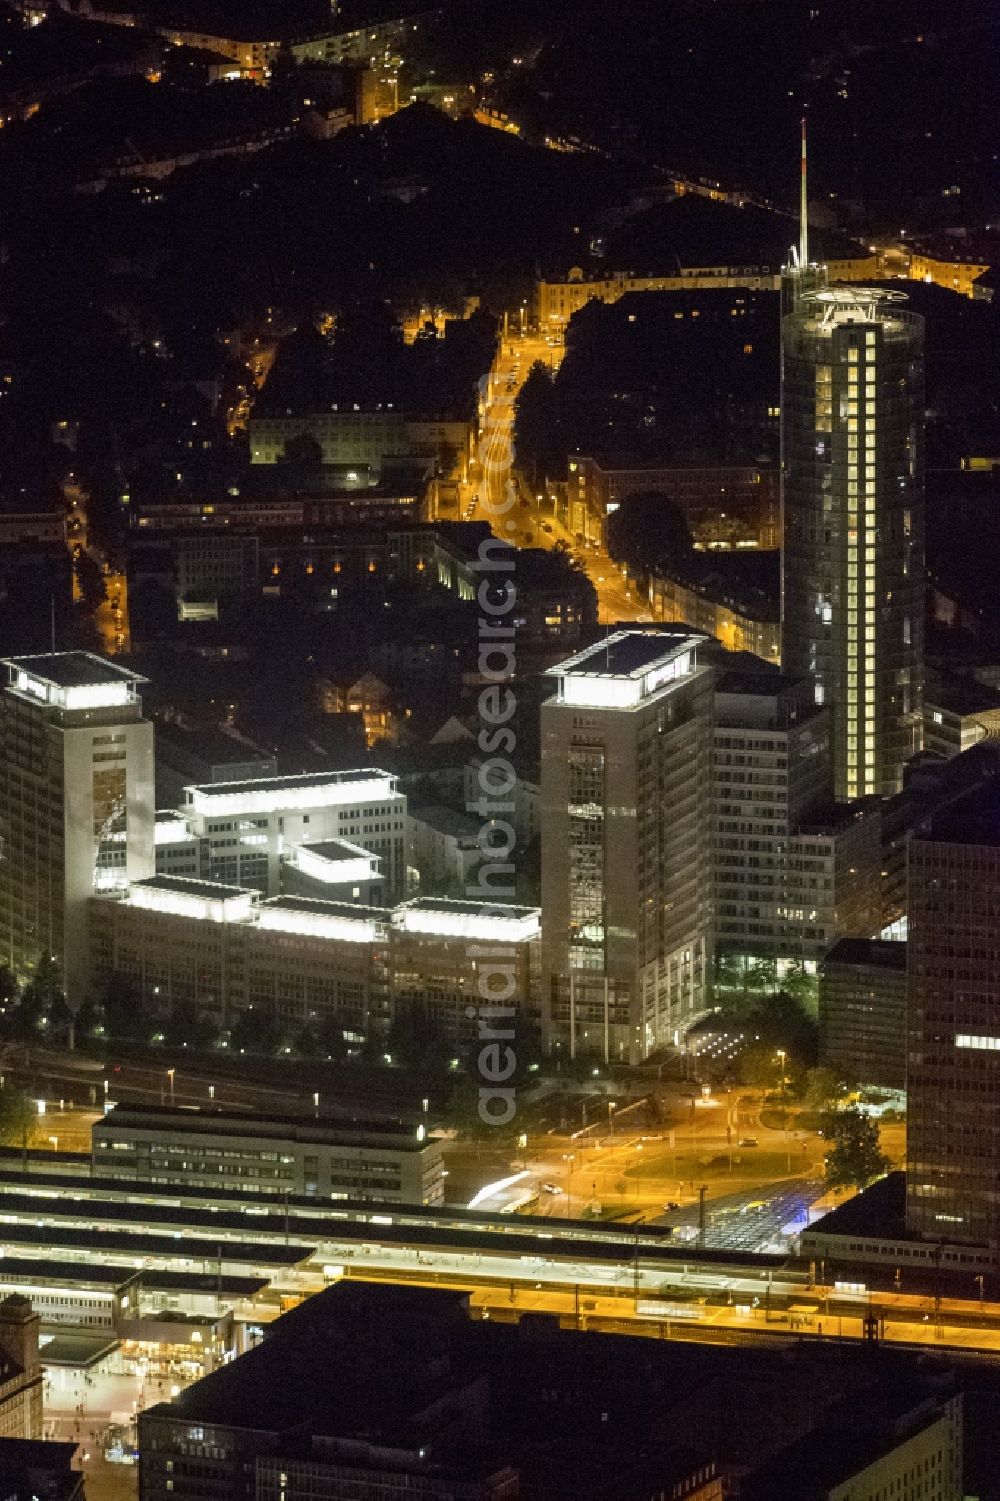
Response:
[93,1103,445,1206]
[922,672,1000,761]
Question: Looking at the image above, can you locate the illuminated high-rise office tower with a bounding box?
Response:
[0,653,154,1005]
[540,629,714,1064]
[781,286,924,798]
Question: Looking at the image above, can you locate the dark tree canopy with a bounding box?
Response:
[823,1108,892,1191]
[605,490,694,578]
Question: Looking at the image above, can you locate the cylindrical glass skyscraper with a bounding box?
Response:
[781,287,925,800]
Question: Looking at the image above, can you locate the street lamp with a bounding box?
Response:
[167,1068,175,1106]
[776,1051,790,1174]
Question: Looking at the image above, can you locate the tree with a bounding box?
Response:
[738,1045,783,1092]
[102,971,151,1045]
[823,1108,891,1191]
[605,491,693,580]
[0,1085,36,1153]
[0,966,19,1029]
[279,432,324,468]
[76,551,107,613]
[386,1003,451,1076]
[162,1001,219,1051]
[16,955,70,1040]
[803,1066,845,1115]
[295,1016,348,1063]
[229,1005,281,1057]
[74,993,107,1048]
[726,988,818,1070]
[513,362,557,486]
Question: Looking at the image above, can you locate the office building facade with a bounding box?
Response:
[781,288,925,799]
[541,630,714,1063]
[713,673,832,963]
[155,768,407,903]
[819,938,907,1090]
[0,654,154,1004]
[906,786,1000,1251]
[93,1104,445,1206]
[89,878,539,1050]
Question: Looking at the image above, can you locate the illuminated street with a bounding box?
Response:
[468,332,647,624]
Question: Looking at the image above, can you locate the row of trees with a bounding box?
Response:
[0,956,72,1044]
[0,959,540,1088]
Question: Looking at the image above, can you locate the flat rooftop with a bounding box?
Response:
[923,781,1000,847]
[805,1171,916,1241]
[2,652,145,689]
[261,894,390,923]
[0,1258,138,1288]
[553,628,702,680]
[156,722,274,766]
[926,674,1000,718]
[822,938,906,971]
[98,1103,432,1150]
[408,805,480,839]
[187,767,398,799]
[130,874,257,901]
[0,1220,314,1264]
[295,838,377,863]
[401,896,539,920]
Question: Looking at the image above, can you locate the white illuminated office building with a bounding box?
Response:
[0,654,155,1005]
[540,629,714,1064]
[90,878,540,1047]
[155,768,406,902]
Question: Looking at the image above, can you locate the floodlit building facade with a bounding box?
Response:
[0,653,154,1005]
[781,287,925,799]
[155,768,407,903]
[540,629,714,1063]
[89,878,539,1050]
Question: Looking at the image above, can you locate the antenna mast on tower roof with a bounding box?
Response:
[799,115,809,269]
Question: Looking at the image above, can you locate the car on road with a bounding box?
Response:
[663,1200,680,1211]
[737,1137,759,1147]
[540,1182,563,1195]
[541,522,552,532]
